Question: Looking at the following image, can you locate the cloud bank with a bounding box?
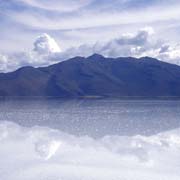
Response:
[0,27,180,72]
[0,121,180,180]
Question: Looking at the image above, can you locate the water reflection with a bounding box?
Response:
[0,98,180,137]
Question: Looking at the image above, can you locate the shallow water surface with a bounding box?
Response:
[0,98,180,137]
[1,98,180,180]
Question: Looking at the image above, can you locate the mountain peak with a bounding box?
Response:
[88,54,105,60]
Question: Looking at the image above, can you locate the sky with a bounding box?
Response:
[1,0,180,72]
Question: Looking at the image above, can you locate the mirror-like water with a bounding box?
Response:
[0,98,179,137]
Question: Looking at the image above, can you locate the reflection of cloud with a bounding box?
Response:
[35,139,61,160]
[0,121,180,179]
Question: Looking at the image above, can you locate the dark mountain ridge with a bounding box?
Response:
[1,54,180,97]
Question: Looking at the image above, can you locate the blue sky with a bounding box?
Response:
[1,0,180,72]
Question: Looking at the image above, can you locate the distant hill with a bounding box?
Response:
[0,54,180,97]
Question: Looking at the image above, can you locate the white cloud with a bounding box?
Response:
[0,34,63,72]
[93,27,156,57]
[158,44,180,64]
[1,0,180,54]
[5,4,180,31]
[19,0,93,12]
[33,33,62,54]
[0,0,180,58]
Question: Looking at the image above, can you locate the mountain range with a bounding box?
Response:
[0,54,180,97]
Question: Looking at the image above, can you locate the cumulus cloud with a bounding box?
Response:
[91,27,156,57]
[33,33,62,54]
[0,34,64,72]
[0,121,180,180]
[158,44,180,64]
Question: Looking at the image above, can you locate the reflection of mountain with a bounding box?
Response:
[0,54,180,97]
